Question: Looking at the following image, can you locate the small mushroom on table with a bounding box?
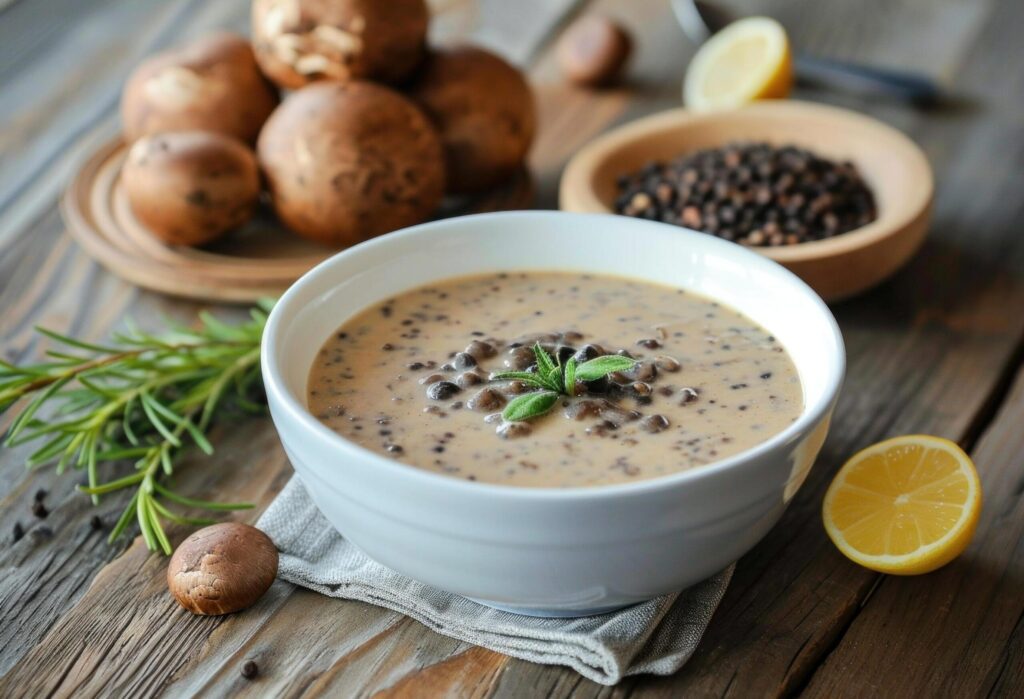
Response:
[556,15,633,87]
[167,522,279,615]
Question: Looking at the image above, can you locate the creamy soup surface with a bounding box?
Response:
[307,272,802,487]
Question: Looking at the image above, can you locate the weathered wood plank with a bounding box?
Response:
[0,0,257,674]
[791,0,1024,693]
[0,424,291,696]
[802,355,1024,697]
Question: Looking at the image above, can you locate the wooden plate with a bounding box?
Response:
[560,101,933,302]
[62,138,535,303]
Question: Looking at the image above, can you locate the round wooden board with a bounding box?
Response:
[61,138,535,303]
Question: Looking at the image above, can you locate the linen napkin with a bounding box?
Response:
[257,477,733,685]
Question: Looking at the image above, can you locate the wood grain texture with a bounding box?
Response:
[0,0,257,676]
[1,0,1024,696]
[804,350,1024,697]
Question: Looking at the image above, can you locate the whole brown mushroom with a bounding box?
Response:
[556,15,633,86]
[251,0,429,89]
[408,46,536,195]
[258,81,445,247]
[122,131,261,246]
[121,32,279,144]
[167,522,279,616]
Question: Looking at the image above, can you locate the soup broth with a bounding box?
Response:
[308,272,802,487]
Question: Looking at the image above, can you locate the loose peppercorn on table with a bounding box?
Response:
[1,0,1023,696]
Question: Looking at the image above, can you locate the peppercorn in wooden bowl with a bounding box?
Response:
[559,100,933,302]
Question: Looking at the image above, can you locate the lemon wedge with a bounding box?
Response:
[823,435,982,575]
[684,16,793,111]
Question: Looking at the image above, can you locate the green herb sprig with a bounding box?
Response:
[0,301,273,554]
[490,343,635,422]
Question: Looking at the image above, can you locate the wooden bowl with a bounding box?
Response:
[559,101,933,301]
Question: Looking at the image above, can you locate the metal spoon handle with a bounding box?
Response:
[794,54,942,104]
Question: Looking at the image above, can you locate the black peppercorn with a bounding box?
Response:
[426,381,461,401]
[241,660,259,679]
[614,141,877,245]
[452,352,477,369]
[465,340,497,359]
[572,344,604,363]
[455,371,483,388]
[556,345,577,364]
[680,388,699,405]
[640,414,670,433]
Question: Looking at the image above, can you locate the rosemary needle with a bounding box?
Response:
[0,300,273,554]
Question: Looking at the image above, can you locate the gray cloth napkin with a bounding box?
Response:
[257,477,733,685]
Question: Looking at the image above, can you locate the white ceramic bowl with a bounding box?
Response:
[262,211,845,617]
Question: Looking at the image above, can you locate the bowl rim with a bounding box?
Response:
[558,100,934,265]
[262,210,845,501]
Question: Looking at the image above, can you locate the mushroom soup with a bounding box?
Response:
[307,272,802,487]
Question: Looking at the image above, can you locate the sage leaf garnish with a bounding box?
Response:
[575,355,636,381]
[563,357,577,397]
[533,343,560,386]
[487,371,552,391]
[502,390,559,422]
[490,343,636,421]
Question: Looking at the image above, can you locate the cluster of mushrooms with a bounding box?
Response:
[120,0,536,248]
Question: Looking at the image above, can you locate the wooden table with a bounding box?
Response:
[1,0,1022,695]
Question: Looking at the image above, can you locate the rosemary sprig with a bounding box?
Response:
[0,300,273,554]
[490,343,634,422]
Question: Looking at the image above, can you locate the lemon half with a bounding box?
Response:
[823,435,982,575]
[684,16,793,111]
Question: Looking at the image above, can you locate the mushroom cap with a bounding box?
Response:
[167,522,279,616]
[257,81,445,247]
[408,46,536,194]
[556,15,633,86]
[121,32,279,144]
[122,131,261,246]
[251,0,429,89]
